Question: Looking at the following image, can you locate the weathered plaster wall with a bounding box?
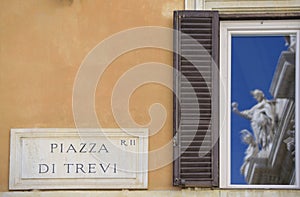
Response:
[0,0,183,191]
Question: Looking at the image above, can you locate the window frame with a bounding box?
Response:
[219,19,300,189]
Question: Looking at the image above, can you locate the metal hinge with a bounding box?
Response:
[175,178,186,186]
[173,132,178,147]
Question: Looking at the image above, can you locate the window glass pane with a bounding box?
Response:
[230,35,296,185]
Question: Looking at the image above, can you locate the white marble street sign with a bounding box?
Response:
[9,128,148,190]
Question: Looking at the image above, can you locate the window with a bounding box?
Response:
[220,20,300,188]
[173,10,300,188]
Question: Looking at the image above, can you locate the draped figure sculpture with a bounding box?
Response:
[240,129,259,176]
[232,89,277,150]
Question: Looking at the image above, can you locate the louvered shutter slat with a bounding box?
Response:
[173,11,219,187]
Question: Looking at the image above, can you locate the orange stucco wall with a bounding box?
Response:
[0,0,183,191]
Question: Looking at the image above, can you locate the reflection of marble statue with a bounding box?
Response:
[240,130,259,176]
[284,34,296,52]
[232,89,276,150]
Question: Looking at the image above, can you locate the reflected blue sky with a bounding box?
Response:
[230,36,288,184]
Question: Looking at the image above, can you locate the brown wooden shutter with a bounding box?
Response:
[173,11,219,187]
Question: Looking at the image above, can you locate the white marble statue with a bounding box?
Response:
[285,34,296,53]
[232,89,277,150]
[240,129,259,176]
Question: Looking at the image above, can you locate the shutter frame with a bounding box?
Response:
[173,10,219,187]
